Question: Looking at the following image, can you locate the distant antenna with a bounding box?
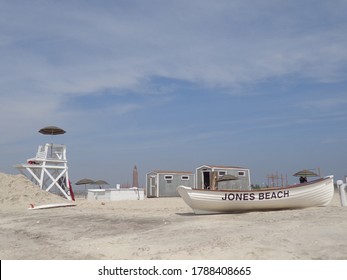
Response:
[266,172,288,187]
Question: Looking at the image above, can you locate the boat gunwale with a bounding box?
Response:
[187,176,332,193]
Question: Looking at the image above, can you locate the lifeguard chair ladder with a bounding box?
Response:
[15,143,73,200]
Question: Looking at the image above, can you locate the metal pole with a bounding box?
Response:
[337,180,347,207]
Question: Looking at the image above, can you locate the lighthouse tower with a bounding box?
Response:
[15,143,74,200]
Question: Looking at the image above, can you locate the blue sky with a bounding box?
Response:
[1,0,347,187]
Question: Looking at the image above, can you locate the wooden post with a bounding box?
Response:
[211,171,218,190]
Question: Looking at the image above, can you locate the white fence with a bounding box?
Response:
[87,188,144,201]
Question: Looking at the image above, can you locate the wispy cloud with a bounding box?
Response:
[1,1,347,183]
[298,95,347,110]
[1,0,347,100]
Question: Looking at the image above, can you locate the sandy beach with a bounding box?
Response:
[1,172,347,260]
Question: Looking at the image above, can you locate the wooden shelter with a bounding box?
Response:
[146,170,194,197]
[196,164,251,191]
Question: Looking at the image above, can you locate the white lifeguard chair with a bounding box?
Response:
[15,143,74,200]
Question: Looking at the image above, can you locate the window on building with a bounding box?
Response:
[181,175,190,180]
[164,175,173,183]
[218,171,226,176]
[238,171,246,176]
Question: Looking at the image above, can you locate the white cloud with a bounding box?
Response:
[1,0,347,101]
[1,1,347,183]
[298,95,347,110]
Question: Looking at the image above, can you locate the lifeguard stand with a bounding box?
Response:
[15,143,74,200]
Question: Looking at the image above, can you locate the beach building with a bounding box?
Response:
[196,164,251,190]
[146,170,194,198]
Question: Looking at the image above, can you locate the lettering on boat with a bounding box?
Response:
[221,190,290,201]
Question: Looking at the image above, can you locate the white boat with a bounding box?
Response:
[177,175,334,214]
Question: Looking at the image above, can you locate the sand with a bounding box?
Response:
[1,172,347,260]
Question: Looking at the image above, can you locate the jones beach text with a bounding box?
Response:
[222,190,290,201]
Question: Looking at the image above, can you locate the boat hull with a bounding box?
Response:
[177,176,334,214]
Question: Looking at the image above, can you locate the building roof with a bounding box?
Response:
[197,164,249,170]
[148,170,193,175]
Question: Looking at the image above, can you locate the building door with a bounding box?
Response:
[202,171,211,189]
[149,175,158,197]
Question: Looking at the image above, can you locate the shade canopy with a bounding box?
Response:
[75,179,95,185]
[293,169,319,177]
[217,175,239,182]
[92,180,109,185]
[39,126,66,135]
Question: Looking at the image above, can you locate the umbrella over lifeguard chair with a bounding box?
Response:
[14,126,75,201]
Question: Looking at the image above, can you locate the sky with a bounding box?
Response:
[1,0,347,187]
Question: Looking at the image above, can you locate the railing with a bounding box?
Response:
[35,151,47,159]
[34,144,66,160]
